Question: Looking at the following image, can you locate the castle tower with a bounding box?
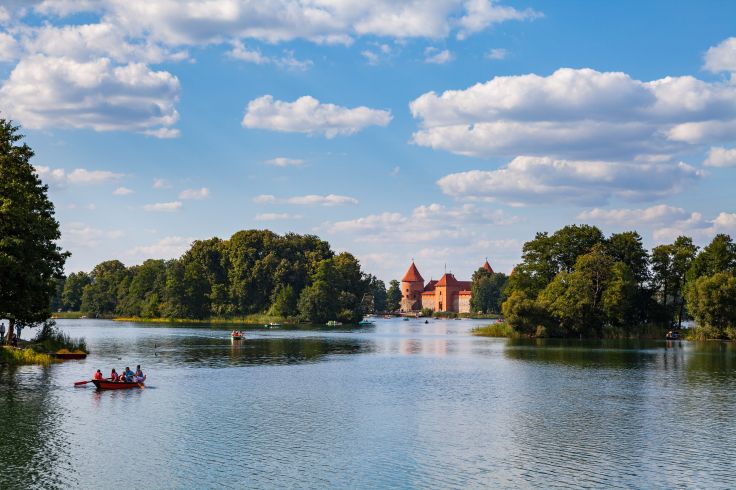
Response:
[482,259,494,274]
[400,261,425,312]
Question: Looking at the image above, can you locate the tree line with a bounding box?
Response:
[500,225,736,339]
[53,230,390,324]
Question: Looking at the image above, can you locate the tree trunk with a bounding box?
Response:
[6,318,14,344]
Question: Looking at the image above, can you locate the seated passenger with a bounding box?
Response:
[110,369,118,381]
[118,373,127,383]
[93,369,103,381]
[134,365,145,382]
[124,366,134,381]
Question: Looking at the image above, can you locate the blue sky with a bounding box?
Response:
[1,1,735,282]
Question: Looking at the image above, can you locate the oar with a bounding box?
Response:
[74,380,92,386]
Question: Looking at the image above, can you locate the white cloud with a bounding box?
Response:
[255,213,303,221]
[143,201,182,212]
[61,222,126,247]
[242,95,391,138]
[577,204,689,225]
[127,236,194,260]
[361,50,380,65]
[35,166,123,185]
[178,187,210,200]
[437,156,702,206]
[456,0,542,40]
[253,194,358,206]
[67,168,124,184]
[704,146,736,167]
[704,37,736,73]
[0,32,19,61]
[143,127,180,139]
[486,48,507,60]
[322,203,519,243]
[113,186,134,196]
[424,47,453,64]
[227,41,312,70]
[0,55,180,136]
[410,67,736,160]
[652,211,736,243]
[265,157,305,167]
[153,178,171,189]
[35,1,538,46]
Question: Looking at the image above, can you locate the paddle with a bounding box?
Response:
[74,380,92,386]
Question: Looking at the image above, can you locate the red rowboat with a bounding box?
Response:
[91,380,144,390]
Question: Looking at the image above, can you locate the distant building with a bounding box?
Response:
[399,260,493,313]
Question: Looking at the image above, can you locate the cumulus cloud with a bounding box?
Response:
[0,55,180,136]
[242,95,391,138]
[178,187,210,200]
[35,166,123,185]
[34,1,538,46]
[227,41,312,70]
[255,213,303,221]
[704,146,736,167]
[577,204,689,225]
[424,47,453,64]
[322,203,519,243]
[486,48,507,60]
[143,201,182,212]
[653,211,736,243]
[704,37,736,73]
[153,178,171,189]
[265,157,305,167]
[437,156,703,206]
[410,67,736,160]
[113,186,134,196]
[254,194,358,206]
[127,236,194,260]
[61,222,125,247]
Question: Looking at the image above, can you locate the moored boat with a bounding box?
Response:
[54,349,88,360]
[326,320,342,326]
[91,380,144,390]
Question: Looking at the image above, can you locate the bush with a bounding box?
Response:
[1,346,53,365]
[31,321,87,353]
[471,322,517,338]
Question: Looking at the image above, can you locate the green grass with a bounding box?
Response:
[1,346,54,365]
[471,322,518,338]
[30,323,88,354]
[51,311,85,319]
[113,313,298,325]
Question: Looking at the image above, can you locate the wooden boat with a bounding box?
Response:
[91,380,144,390]
[54,351,87,360]
[358,320,374,325]
[231,333,243,339]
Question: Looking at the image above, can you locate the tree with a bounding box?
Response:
[386,280,401,312]
[606,231,649,285]
[0,120,68,342]
[685,272,736,339]
[470,268,508,314]
[80,260,128,317]
[651,236,698,328]
[62,272,91,311]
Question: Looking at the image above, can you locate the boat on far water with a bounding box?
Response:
[231,331,244,339]
[358,320,374,326]
[92,380,144,390]
[326,320,342,326]
[666,331,681,340]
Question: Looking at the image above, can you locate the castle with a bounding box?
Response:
[400,260,494,314]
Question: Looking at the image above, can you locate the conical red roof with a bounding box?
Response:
[436,273,459,287]
[482,260,494,274]
[401,262,424,282]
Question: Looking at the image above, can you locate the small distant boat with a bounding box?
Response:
[665,331,681,340]
[326,320,342,326]
[358,320,374,325]
[91,380,144,390]
[402,318,409,321]
[231,331,244,339]
[268,322,282,327]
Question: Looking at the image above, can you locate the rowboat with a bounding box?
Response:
[91,380,144,390]
[54,352,88,360]
[326,320,342,326]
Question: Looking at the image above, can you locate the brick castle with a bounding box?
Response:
[400,260,493,313]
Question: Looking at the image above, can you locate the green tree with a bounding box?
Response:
[80,260,128,317]
[61,271,91,311]
[606,231,649,285]
[0,120,68,341]
[652,236,698,328]
[685,272,736,339]
[470,268,508,314]
[269,284,297,317]
[386,279,402,311]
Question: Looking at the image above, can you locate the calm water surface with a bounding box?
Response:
[2,318,736,489]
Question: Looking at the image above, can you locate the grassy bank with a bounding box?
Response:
[51,311,85,319]
[114,313,297,325]
[471,322,517,338]
[1,346,54,365]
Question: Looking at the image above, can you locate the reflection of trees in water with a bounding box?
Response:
[155,336,374,367]
[0,365,72,489]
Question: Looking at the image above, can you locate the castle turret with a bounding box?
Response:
[400,261,425,312]
[482,259,494,274]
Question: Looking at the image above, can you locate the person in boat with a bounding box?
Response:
[133,365,146,382]
[93,369,104,381]
[110,368,118,381]
[118,372,128,383]
[123,366,135,382]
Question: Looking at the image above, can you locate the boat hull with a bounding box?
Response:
[91,380,144,390]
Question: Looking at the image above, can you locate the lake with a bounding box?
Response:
[1,318,735,489]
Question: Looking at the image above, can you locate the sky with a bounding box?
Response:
[0,1,735,283]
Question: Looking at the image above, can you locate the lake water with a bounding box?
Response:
[2,318,736,489]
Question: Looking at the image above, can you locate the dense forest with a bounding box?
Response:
[501,225,736,339]
[52,230,389,324]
